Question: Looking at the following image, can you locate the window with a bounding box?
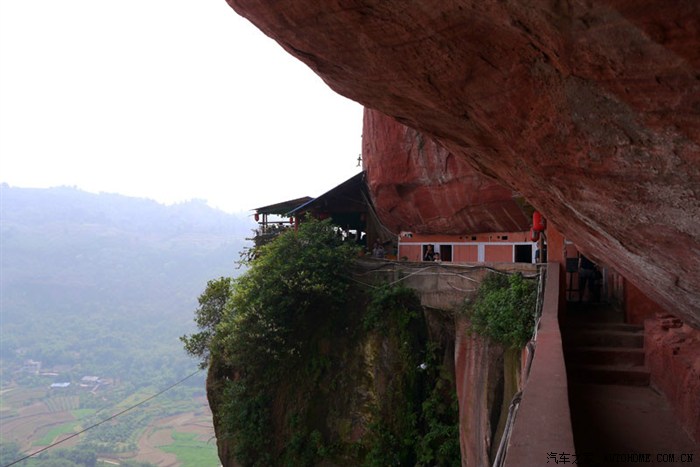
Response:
[438,244,453,262]
[514,244,533,263]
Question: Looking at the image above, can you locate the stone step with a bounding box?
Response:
[564,330,644,349]
[566,347,646,367]
[568,364,650,386]
[570,322,643,333]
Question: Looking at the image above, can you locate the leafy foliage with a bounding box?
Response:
[202,220,460,466]
[362,286,460,467]
[0,442,22,466]
[215,218,358,374]
[465,272,537,348]
[217,380,273,466]
[180,277,233,368]
[6,445,101,467]
[416,375,461,466]
[362,286,424,466]
[211,218,359,464]
[363,284,420,335]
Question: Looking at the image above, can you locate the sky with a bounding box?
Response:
[0,0,364,214]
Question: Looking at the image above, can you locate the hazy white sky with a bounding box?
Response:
[0,0,364,213]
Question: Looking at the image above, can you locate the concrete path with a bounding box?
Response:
[568,383,697,466]
[563,303,698,467]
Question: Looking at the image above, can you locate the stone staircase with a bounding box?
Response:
[563,304,698,464]
[563,311,650,387]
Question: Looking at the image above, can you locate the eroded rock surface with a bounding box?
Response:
[363,109,531,235]
[225,0,700,327]
[645,317,700,442]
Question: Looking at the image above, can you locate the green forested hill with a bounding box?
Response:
[0,184,252,466]
[1,184,252,375]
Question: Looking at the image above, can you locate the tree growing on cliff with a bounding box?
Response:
[210,218,360,464]
[180,276,233,369]
[205,219,461,466]
[465,272,537,348]
[215,218,359,374]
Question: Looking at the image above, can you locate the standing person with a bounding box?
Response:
[535,245,547,263]
[578,254,596,302]
[591,267,603,303]
[423,244,435,261]
[372,240,385,258]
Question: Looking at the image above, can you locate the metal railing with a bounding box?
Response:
[492,263,548,467]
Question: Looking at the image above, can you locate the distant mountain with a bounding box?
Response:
[1,185,253,236]
[0,184,255,376]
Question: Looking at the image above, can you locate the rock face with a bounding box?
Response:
[645,317,700,442]
[206,284,465,466]
[362,109,531,234]
[454,318,515,467]
[225,0,700,328]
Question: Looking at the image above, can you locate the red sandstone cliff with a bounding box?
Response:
[225,0,700,328]
[362,109,531,235]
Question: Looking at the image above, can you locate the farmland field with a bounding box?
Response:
[0,382,217,467]
[33,420,81,446]
[134,409,218,466]
[45,395,80,413]
[1,399,75,449]
[158,432,220,467]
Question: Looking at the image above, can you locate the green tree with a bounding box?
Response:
[211,218,359,465]
[33,459,77,467]
[215,218,358,377]
[180,276,233,368]
[465,272,537,348]
[0,442,22,466]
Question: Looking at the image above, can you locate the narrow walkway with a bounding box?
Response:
[562,303,698,467]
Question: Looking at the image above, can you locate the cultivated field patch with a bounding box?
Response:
[132,405,217,466]
[45,395,80,413]
[158,431,220,467]
[33,420,80,446]
[2,406,75,451]
[1,386,217,466]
